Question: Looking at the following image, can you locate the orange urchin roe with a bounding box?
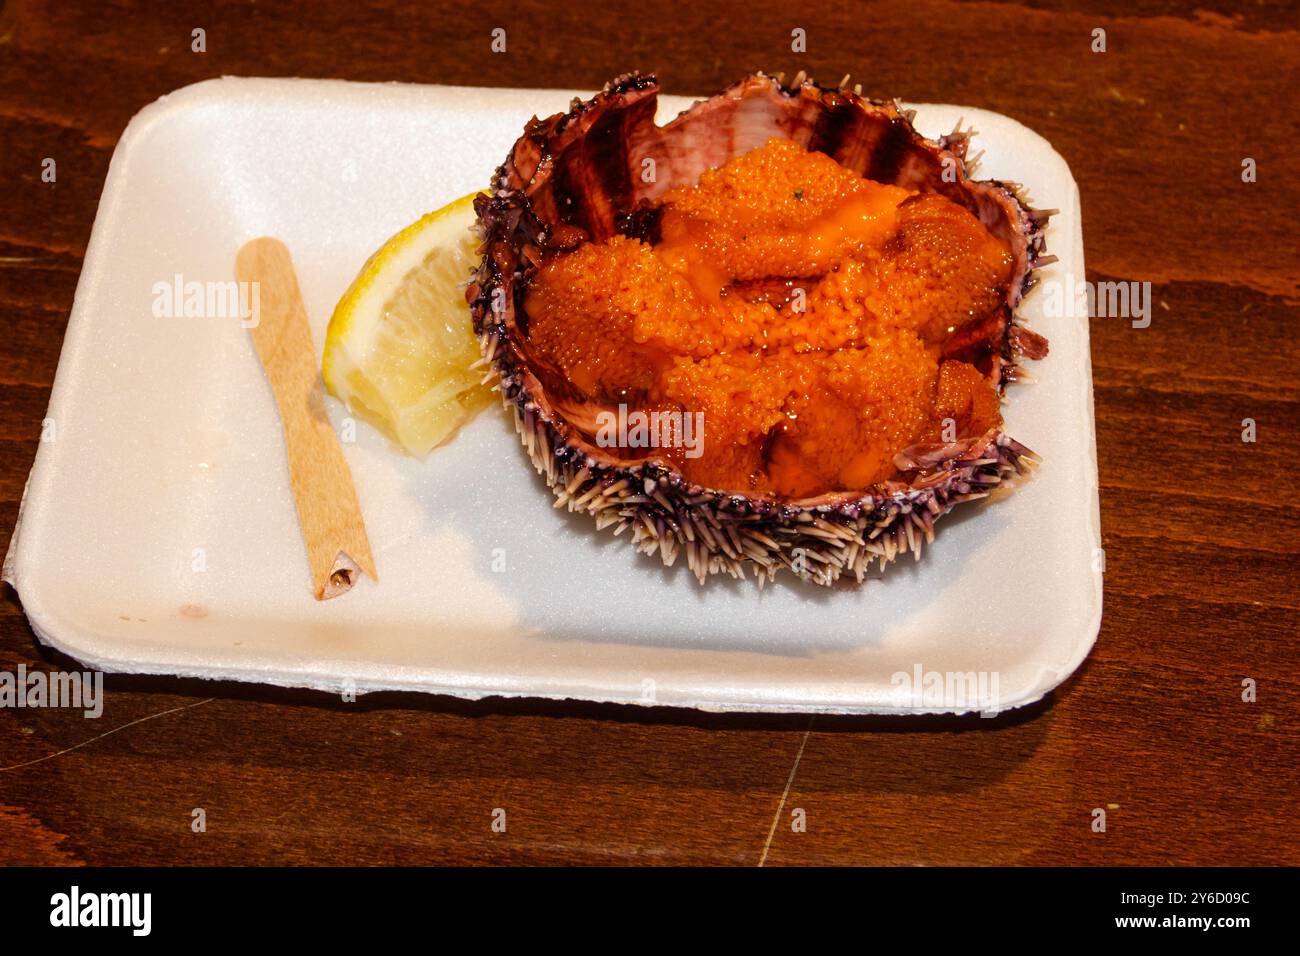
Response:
[521,234,774,391]
[656,138,912,288]
[523,137,1013,496]
[655,352,794,489]
[768,333,941,495]
[932,359,1003,439]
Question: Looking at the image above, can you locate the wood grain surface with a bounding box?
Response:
[1,0,1296,866]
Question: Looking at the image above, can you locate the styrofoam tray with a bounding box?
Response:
[4,78,1100,714]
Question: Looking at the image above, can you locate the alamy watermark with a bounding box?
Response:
[0,666,103,718]
[151,274,260,327]
[50,886,150,936]
[1040,272,1151,328]
[595,404,705,459]
[891,664,1001,716]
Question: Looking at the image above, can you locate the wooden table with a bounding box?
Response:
[1,0,1296,866]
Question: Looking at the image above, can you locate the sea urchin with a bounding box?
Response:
[467,72,1053,586]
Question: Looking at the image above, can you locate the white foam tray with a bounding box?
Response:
[4,78,1100,715]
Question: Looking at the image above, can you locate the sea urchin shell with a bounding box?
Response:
[467,72,1052,586]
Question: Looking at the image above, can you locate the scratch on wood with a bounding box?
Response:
[0,696,215,773]
[759,717,813,867]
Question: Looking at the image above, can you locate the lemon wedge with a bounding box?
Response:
[323,192,492,457]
